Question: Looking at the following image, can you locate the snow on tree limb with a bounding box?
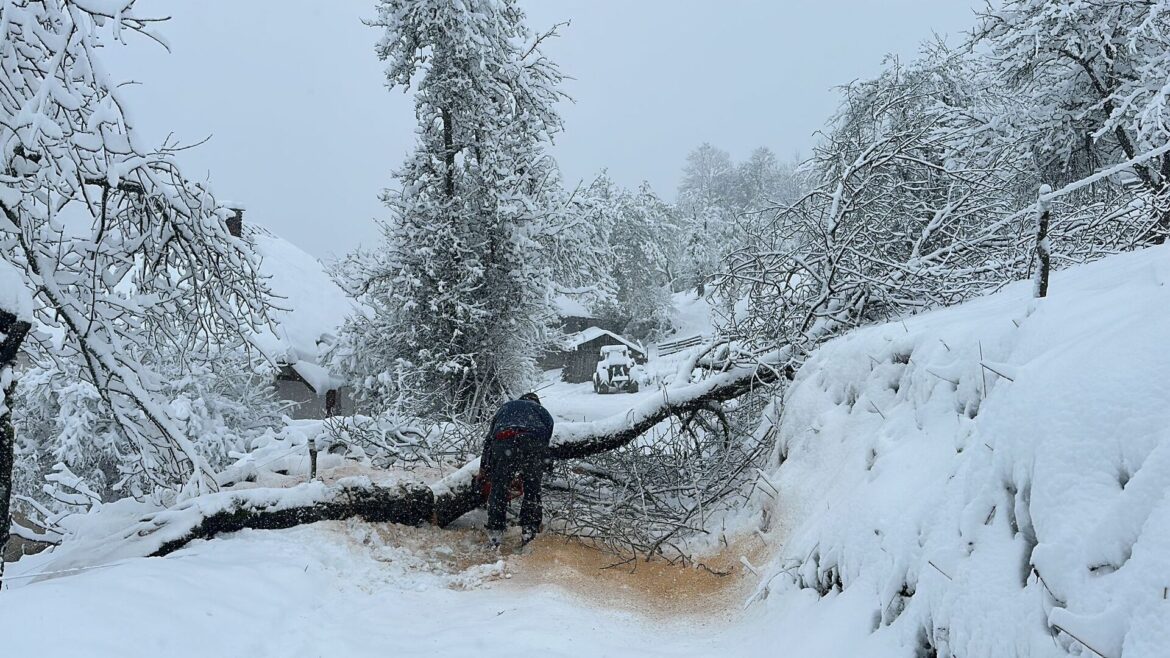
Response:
[1,1,274,496]
[430,355,788,526]
[142,479,434,558]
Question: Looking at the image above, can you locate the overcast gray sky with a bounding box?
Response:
[107,1,981,260]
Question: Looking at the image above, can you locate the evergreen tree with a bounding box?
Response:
[584,176,680,339]
[336,0,568,419]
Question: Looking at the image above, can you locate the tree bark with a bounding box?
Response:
[0,309,32,588]
[1034,185,1052,298]
[148,481,435,558]
[442,108,455,199]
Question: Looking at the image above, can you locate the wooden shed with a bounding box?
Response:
[559,327,647,383]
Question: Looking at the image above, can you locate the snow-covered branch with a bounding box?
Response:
[1,1,275,498]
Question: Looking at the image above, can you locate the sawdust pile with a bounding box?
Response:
[505,534,767,619]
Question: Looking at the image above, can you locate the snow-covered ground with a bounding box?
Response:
[0,520,747,657]
[668,290,716,341]
[539,371,665,423]
[3,246,1168,657]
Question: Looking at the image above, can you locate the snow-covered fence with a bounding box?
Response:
[657,335,703,357]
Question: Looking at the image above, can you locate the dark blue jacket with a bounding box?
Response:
[489,399,555,445]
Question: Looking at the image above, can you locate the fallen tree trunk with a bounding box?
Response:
[1,306,33,587]
[116,360,785,556]
[144,479,434,557]
[430,361,785,526]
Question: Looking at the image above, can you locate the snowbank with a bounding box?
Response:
[669,289,715,340]
[754,245,1170,657]
[0,521,727,657]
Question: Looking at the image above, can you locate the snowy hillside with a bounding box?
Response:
[753,245,1170,657]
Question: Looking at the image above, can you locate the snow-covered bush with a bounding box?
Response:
[973,0,1170,244]
[718,50,1028,368]
[718,32,1161,374]
[548,390,776,563]
[13,351,286,510]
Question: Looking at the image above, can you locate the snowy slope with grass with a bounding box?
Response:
[752,244,1170,657]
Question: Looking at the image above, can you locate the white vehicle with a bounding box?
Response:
[593,345,639,394]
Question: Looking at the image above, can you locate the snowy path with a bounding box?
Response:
[538,376,668,423]
[0,521,753,657]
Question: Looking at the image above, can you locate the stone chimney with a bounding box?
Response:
[225,202,245,238]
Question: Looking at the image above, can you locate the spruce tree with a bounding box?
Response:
[338,0,568,419]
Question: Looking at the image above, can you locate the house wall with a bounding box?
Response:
[274,379,323,419]
[273,376,357,419]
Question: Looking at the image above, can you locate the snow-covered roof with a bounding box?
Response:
[564,326,645,355]
[553,294,593,318]
[248,225,361,393]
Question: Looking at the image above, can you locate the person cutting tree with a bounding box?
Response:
[479,392,555,549]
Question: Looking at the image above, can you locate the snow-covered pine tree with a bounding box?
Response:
[582,174,681,339]
[677,144,738,294]
[0,1,273,498]
[336,0,569,420]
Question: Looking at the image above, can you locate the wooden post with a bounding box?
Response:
[308,436,318,481]
[0,308,32,589]
[325,389,337,418]
[1034,184,1052,298]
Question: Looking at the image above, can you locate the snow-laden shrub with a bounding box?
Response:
[13,352,286,512]
[547,388,777,564]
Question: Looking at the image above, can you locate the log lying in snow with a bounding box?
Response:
[143,478,434,557]
[132,361,784,555]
